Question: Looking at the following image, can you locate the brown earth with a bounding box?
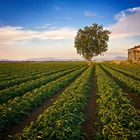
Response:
[128,92,140,109]
[82,74,98,140]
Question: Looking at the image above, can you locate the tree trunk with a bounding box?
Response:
[88,59,92,66]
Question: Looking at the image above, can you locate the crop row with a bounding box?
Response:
[0,63,48,78]
[0,62,86,83]
[96,65,140,139]
[0,63,59,82]
[104,64,140,81]
[0,69,48,83]
[0,65,79,90]
[101,65,140,96]
[110,63,140,73]
[13,66,93,140]
[0,65,81,90]
[0,62,86,76]
[0,66,82,104]
[0,70,49,90]
[118,64,140,73]
[0,66,87,137]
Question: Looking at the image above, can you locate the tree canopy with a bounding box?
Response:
[74,23,110,65]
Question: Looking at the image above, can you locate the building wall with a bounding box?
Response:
[128,48,140,62]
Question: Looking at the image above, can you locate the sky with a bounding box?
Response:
[0,0,140,60]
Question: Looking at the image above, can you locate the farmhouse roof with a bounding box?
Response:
[128,45,140,50]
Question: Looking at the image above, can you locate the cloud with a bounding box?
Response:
[0,26,38,43]
[38,27,77,40]
[0,26,77,43]
[115,7,140,21]
[84,11,96,17]
[107,7,140,39]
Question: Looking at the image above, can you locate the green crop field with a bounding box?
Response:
[0,62,140,140]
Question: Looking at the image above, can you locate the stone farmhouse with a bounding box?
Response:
[128,45,140,63]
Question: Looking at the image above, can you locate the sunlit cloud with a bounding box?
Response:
[0,26,38,43]
[101,7,140,59]
[38,27,77,40]
[0,26,77,43]
[107,7,140,39]
[0,25,78,59]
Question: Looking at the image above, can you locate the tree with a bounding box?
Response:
[74,23,110,66]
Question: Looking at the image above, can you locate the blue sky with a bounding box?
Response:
[0,0,140,60]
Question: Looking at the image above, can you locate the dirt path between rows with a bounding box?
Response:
[100,65,140,110]
[82,73,97,140]
[4,87,67,140]
[128,93,140,109]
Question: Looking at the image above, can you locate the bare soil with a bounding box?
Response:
[82,74,97,140]
[128,92,140,109]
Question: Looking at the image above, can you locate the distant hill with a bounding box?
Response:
[113,56,127,60]
[27,57,61,61]
[27,57,83,61]
[0,59,19,62]
[0,59,11,62]
[0,57,83,62]
[93,56,127,62]
[0,56,127,62]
